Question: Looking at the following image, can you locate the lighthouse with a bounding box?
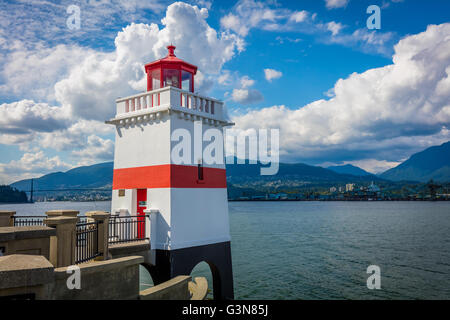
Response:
[107,45,234,299]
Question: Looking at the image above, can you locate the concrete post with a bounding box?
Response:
[85,211,110,260]
[44,216,78,267]
[45,210,79,218]
[0,211,15,227]
[144,208,159,265]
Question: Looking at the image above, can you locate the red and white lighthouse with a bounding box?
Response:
[107,46,234,299]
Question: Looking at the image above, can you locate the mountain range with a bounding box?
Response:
[11,162,113,192]
[380,141,450,182]
[10,141,450,194]
[11,160,380,192]
[327,164,372,176]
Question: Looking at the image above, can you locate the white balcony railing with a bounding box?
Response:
[114,86,225,121]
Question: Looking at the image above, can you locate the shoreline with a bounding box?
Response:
[2,199,450,204]
[228,198,450,202]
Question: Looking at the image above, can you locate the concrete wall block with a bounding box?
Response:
[0,211,15,227]
[51,256,143,300]
[139,275,191,300]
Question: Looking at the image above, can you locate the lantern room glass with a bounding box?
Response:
[164,69,179,88]
[145,46,197,92]
[151,69,161,90]
[182,70,193,92]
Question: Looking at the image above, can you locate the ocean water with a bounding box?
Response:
[2,200,449,299]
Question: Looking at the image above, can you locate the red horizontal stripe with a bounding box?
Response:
[113,164,227,189]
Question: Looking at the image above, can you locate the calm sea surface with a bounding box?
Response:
[1,200,449,299]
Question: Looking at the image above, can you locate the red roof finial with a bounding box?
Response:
[167,45,176,57]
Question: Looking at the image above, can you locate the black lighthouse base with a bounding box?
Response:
[145,241,234,300]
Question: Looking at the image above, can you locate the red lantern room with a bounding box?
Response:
[145,45,198,93]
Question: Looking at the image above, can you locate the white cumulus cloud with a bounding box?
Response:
[0,100,71,138]
[231,24,450,164]
[231,88,264,104]
[325,0,349,9]
[231,75,263,104]
[0,44,95,101]
[264,69,282,82]
[0,2,243,182]
[54,2,243,121]
[220,0,395,57]
[289,10,309,23]
[220,0,292,36]
[1,2,244,122]
[0,99,115,171]
[0,151,72,184]
[327,21,344,36]
[71,135,114,166]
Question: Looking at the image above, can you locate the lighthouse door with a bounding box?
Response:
[136,189,147,239]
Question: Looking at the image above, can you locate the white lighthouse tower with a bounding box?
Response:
[107,45,234,299]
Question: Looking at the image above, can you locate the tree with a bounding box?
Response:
[0,185,28,203]
[426,179,441,200]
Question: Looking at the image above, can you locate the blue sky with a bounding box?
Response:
[0,0,449,183]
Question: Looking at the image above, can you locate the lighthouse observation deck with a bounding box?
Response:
[106,86,232,127]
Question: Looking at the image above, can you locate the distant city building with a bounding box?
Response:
[276,193,288,200]
[368,181,381,193]
[338,186,344,193]
[346,183,355,192]
[251,195,265,200]
[330,187,337,193]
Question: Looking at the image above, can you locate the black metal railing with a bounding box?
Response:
[75,221,101,264]
[108,215,148,244]
[12,216,47,226]
[77,216,88,224]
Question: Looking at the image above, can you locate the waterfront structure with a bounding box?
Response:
[346,183,355,192]
[0,210,208,300]
[368,182,381,193]
[107,46,234,299]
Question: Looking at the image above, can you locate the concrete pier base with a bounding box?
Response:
[145,241,234,300]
